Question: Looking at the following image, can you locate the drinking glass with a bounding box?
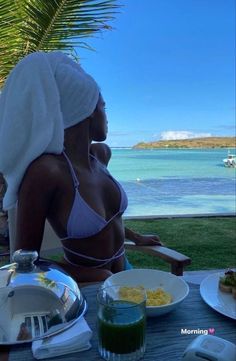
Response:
[97,285,146,361]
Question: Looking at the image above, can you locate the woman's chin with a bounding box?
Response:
[94,134,107,142]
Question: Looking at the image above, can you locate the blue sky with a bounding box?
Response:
[78,0,235,147]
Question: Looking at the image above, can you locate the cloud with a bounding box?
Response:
[109,130,152,137]
[217,124,236,130]
[160,131,212,140]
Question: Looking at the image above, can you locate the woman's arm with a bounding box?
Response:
[125,227,163,246]
[15,159,58,253]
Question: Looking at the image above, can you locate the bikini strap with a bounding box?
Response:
[63,151,80,188]
[63,244,125,269]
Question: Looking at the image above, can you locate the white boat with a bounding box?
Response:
[223,151,236,168]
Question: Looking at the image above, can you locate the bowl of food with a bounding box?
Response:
[103,269,189,317]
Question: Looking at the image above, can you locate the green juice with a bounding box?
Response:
[97,300,146,354]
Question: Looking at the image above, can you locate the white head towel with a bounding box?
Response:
[0,51,100,210]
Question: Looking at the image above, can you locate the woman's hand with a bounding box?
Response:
[134,234,163,246]
[125,227,163,246]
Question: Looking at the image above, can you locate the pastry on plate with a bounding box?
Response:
[219,270,236,298]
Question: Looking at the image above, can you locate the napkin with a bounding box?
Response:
[0,270,11,287]
[32,317,92,359]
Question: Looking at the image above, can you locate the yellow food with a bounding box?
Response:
[146,288,172,306]
[119,286,172,306]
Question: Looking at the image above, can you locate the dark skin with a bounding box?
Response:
[16,95,161,283]
[90,143,163,246]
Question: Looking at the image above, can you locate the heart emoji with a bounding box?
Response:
[208,328,215,334]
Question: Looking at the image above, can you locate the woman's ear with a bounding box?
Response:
[89,105,98,119]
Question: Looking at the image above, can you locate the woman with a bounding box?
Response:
[0,51,161,282]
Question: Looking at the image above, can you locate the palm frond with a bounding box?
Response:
[0,0,23,71]
[0,0,120,87]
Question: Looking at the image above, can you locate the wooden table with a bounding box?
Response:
[0,275,235,361]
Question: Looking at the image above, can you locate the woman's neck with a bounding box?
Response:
[64,120,92,168]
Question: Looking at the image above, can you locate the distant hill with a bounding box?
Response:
[133,137,236,149]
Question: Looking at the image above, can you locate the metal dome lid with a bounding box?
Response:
[0,250,87,345]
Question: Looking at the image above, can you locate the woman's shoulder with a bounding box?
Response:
[21,153,64,189]
[18,154,66,215]
[27,153,63,173]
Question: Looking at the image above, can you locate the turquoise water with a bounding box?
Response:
[107,148,236,216]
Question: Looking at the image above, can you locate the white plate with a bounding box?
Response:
[103,269,189,317]
[200,273,236,320]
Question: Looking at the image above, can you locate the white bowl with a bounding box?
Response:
[103,269,189,317]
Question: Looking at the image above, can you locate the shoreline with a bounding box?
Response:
[110,147,235,149]
[132,136,236,149]
[111,147,236,150]
[124,212,235,220]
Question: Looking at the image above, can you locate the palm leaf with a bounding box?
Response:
[0,0,120,87]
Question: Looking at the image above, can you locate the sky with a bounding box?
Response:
[77,0,235,147]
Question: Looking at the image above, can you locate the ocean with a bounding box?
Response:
[106,148,236,217]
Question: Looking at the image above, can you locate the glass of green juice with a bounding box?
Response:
[97,285,146,361]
